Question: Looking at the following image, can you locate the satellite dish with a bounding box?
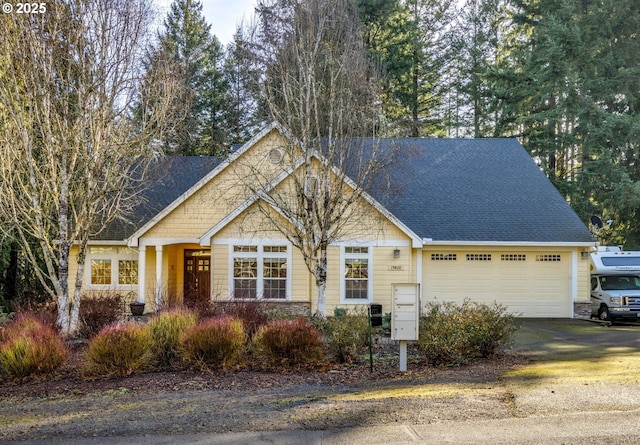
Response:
[591,215,603,230]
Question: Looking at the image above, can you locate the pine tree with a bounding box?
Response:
[360,0,455,137]
[489,0,640,246]
[145,0,229,155]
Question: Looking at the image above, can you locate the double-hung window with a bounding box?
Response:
[342,246,372,302]
[231,245,289,299]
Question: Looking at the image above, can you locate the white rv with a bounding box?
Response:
[591,246,640,322]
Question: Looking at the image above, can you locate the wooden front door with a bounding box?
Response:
[184,250,211,308]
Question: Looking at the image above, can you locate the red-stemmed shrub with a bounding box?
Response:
[179,316,246,371]
[78,294,124,339]
[202,300,271,338]
[84,323,150,378]
[251,318,327,370]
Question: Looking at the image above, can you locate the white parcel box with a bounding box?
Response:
[391,283,420,341]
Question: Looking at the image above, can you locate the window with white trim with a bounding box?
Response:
[91,260,112,285]
[87,247,138,289]
[231,245,289,299]
[118,260,139,285]
[342,246,372,302]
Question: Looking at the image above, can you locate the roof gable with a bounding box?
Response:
[96,156,224,241]
[198,154,422,247]
[124,123,286,246]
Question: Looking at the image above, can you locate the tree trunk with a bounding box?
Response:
[315,245,328,316]
[411,51,420,138]
[70,244,88,337]
[57,241,71,335]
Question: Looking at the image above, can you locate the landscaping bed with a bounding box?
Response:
[0,340,525,442]
[0,301,523,441]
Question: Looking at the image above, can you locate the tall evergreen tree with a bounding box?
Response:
[447,0,503,137]
[361,0,455,137]
[223,29,265,145]
[490,0,640,247]
[144,0,229,155]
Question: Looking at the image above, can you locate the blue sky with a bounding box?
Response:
[156,0,258,45]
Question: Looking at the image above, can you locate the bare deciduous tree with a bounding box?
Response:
[236,0,390,315]
[0,0,177,335]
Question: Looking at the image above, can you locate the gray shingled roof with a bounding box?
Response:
[97,138,593,244]
[96,156,224,241]
[371,138,594,243]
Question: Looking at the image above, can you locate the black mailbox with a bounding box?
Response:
[370,303,383,327]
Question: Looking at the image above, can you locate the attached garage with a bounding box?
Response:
[422,247,582,318]
[378,137,596,319]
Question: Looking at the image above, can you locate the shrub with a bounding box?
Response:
[78,294,124,339]
[0,312,45,342]
[322,309,370,363]
[203,300,271,338]
[179,316,246,371]
[145,307,198,369]
[251,318,327,370]
[417,300,519,367]
[10,302,59,334]
[84,323,149,378]
[0,316,68,381]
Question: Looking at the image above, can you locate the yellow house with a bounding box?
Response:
[71,123,596,318]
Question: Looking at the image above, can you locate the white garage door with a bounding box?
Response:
[422,250,571,317]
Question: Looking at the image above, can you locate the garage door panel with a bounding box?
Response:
[423,251,571,318]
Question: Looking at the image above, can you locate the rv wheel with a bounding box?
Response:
[598,306,612,322]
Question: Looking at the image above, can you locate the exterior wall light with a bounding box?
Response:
[393,248,400,258]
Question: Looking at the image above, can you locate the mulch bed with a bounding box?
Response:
[0,338,527,399]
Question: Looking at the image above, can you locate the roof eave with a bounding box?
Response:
[420,239,597,248]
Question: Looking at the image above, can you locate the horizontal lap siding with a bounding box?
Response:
[423,249,572,318]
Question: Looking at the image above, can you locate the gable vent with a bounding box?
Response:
[268,148,284,164]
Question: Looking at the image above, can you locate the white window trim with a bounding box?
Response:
[228,242,292,300]
[86,248,139,291]
[340,245,374,304]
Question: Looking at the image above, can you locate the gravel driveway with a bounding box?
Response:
[1,319,640,443]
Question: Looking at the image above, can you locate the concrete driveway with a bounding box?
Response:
[503,318,640,419]
[512,318,640,358]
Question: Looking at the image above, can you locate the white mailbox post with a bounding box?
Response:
[391,283,420,372]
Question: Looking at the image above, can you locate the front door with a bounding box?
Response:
[184,250,211,308]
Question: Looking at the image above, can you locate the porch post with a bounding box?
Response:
[155,245,163,311]
[138,246,146,304]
